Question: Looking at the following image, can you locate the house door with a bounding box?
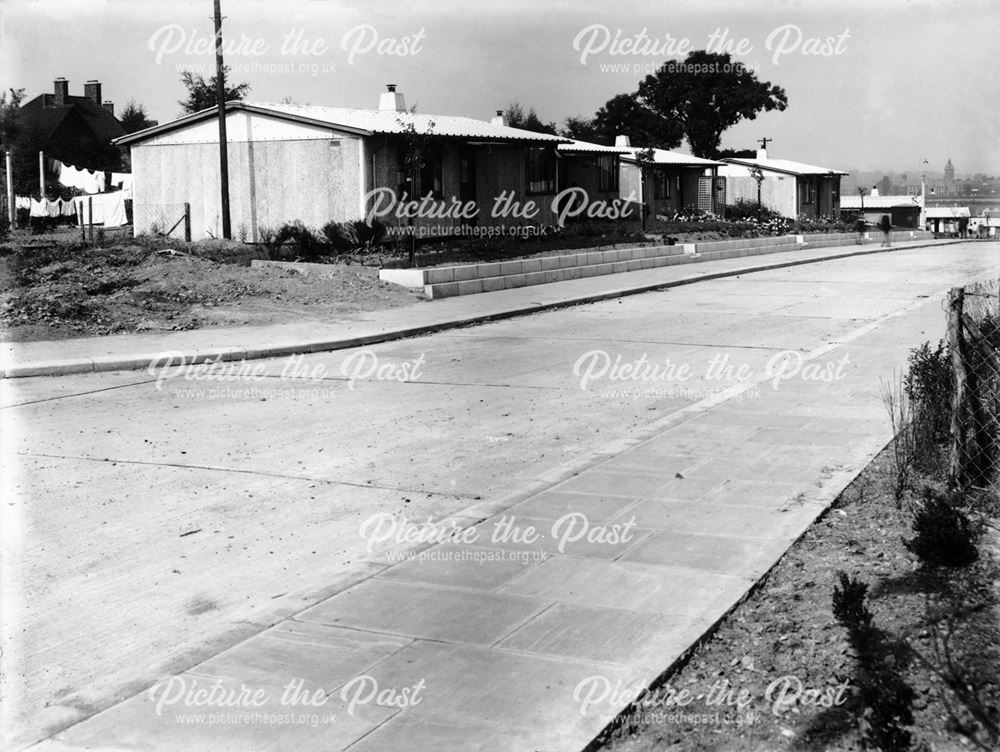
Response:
[459,147,477,226]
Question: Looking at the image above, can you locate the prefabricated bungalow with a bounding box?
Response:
[613,136,725,217]
[116,86,649,241]
[839,193,924,228]
[718,149,847,219]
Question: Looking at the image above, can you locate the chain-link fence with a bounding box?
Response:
[131,202,190,240]
[947,278,1000,494]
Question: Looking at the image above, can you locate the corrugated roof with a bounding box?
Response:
[620,147,722,167]
[924,206,971,218]
[723,156,848,176]
[841,195,922,209]
[556,139,629,154]
[116,101,570,145]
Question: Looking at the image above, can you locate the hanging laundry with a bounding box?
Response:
[29,198,47,218]
[109,172,133,192]
[74,191,127,228]
[58,163,104,194]
[15,196,32,210]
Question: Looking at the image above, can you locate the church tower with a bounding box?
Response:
[944,159,955,194]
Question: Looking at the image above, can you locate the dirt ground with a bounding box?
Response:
[595,451,1000,752]
[0,234,424,341]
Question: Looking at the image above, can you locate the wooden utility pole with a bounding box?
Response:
[213,0,232,239]
[5,150,13,225]
[38,150,45,197]
[947,286,967,489]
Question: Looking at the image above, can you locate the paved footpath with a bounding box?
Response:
[1,238,960,378]
[16,241,1000,752]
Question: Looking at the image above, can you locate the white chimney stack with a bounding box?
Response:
[756,147,768,160]
[615,134,631,148]
[378,84,406,112]
[490,109,506,127]
[871,186,880,197]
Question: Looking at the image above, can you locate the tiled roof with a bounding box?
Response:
[841,195,922,209]
[620,147,722,167]
[117,101,570,145]
[21,94,126,144]
[722,156,847,176]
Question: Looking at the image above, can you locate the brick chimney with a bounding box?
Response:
[103,101,115,116]
[490,109,506,127]
[84,80,102,104]
[53,77,69,107]
[378,83,406,112]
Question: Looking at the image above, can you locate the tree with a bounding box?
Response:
[636,51,788,158]
[592,93,681,149]
[178,66,250,114]
[561,116,601,142]
[0,87,25,148]
[119,99,157,134]
[504,101,557,135]
[715,147,756,159]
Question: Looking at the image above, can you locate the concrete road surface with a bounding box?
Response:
[2,242,998,748]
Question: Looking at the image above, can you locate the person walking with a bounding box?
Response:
[879,214,892,247]
[855,214,867,244]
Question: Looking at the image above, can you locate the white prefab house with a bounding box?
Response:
[612,136,724,217]
[114,86,576,241]
[718,149,848,219]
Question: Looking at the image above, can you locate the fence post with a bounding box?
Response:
[947,286,967,490]
[79,201,85,241]
[183,202,191,242]
[88,196,94,243]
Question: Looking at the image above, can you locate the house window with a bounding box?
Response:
[800,178,817,205]
[526,147,557,194]
[653,170,669,200]
[397,145,443,199]
[418,151,443,199]
[597,154,619,192]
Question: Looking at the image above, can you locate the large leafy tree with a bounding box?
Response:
[178,66,250,114]
[119,100,157,134]
[636,51,787,158]
[592,93,682,148]
[561,116,601,142]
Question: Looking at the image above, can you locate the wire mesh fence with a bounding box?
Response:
[947,278,1000,495]
[131,202,190,240]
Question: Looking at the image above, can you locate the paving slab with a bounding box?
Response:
[23,244,1000,752]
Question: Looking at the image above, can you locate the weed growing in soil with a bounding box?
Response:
[832,572,917,751]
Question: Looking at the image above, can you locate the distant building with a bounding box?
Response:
[841,194,923,228]
[943,158,956,195]
[18,78,126,172]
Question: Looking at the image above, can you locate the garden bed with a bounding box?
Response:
[0,233,422,341]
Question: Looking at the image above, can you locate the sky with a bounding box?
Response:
[2,0,998,176]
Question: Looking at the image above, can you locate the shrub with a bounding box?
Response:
[261,221,323,261]
[904,341,953,471]
[726,199,783,222]
[322,219,389,256]
[904,487,978,567]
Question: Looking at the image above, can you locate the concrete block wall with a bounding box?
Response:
[367,229,935,299]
